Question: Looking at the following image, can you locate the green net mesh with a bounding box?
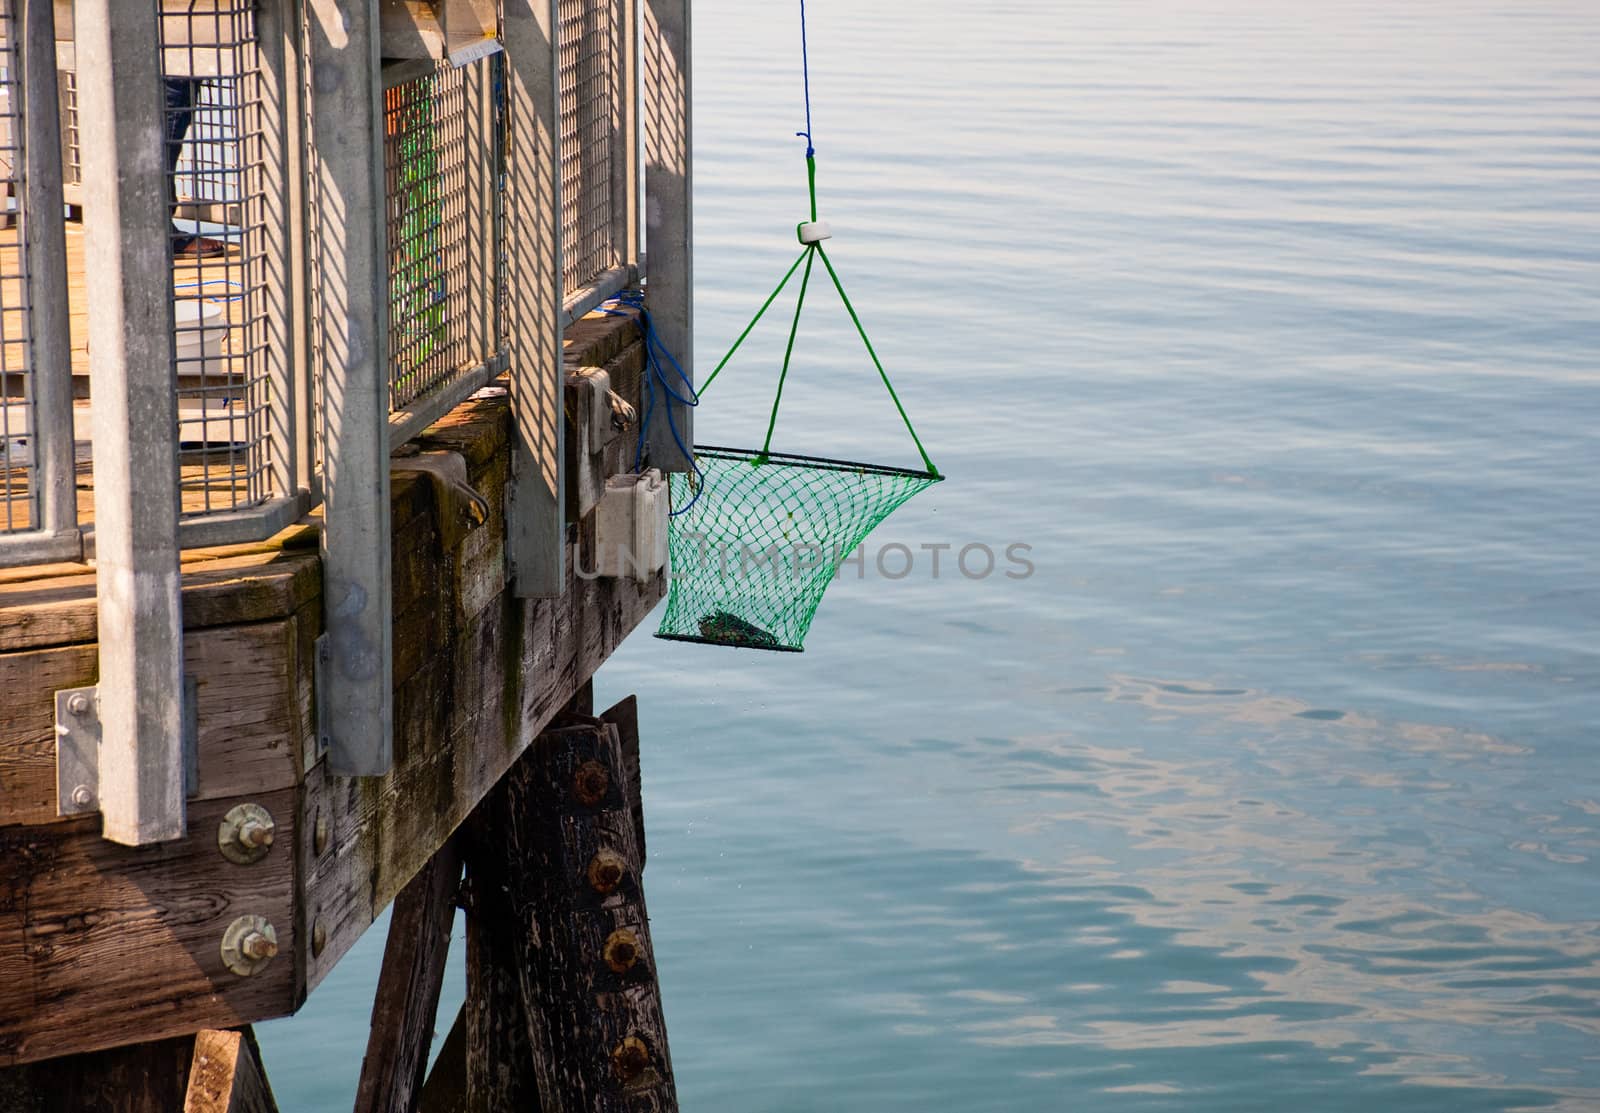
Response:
[656,446,942,652]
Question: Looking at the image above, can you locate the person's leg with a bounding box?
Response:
[163,77,227,258]
[163,78,196,245]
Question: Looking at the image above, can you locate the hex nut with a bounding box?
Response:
[221,915,278,976]
[218,803,277,865]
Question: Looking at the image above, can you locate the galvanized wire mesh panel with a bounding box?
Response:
[0,0,35,534]
[386,64,473,410]
[558,0,620,295]
[162,0,277,518]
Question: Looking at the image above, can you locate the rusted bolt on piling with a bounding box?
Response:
[218,803,277,864]
[221,915,278,976]
[314,812,330,856]
[241,931,277,961]
[573,760,610,807]
[610,1036,651,1084]
[311,919,328,958]
[602,928,641,974]
[587,849,628,895]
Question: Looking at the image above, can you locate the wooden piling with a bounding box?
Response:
[412,688,677,1112]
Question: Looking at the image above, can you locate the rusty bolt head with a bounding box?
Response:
[70,784,95,808]
[221,915,278,975]
[218,803,276,864]
[238,818,275,850]
[603,928,641,974]
[312,919,328,957]
[314,812,330,856]
[610,1036,651,1083]
[587,849,627,895]
[240,931,278,962]
[573,760,610,807]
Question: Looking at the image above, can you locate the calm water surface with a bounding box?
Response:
[262,1,1600,1107]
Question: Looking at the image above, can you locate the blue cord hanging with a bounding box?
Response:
[796,0,815,156]
[599,290,704,516]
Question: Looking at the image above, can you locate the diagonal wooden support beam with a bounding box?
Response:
[354,838,464,1113]
[184,1028,280,1113]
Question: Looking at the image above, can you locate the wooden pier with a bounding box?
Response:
[0,309,680,1108]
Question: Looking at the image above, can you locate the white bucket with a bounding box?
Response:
[173,300,228,379]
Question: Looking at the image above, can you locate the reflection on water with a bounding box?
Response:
[992,678,1600,1100]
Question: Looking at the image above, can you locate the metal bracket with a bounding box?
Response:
[55,677,199,817]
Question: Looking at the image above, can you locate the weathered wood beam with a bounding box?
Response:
[599,694,646,869]
[0,616,314,829]
[184,1028,280,1113]
[298,539,664,997]
[472,713,677,1110]
[462,852,546,1113]
[0,789,298,1066]
[416,1006,467,1113]
[0,1034,193,1112]
[353,838,464,1113]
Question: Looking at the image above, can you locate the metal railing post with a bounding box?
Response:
[19,0,78,557]
[612,0,640,272]
[256,0,302,504]
[305,0,394,774]
[75,0,187,845]
[504,0,566,597]
[641,0,691,470]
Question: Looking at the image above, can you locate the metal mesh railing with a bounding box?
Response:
[558,0,620,296]
[0,0,34,534]
[384,53,505,415]
[161,0,278,518]
[386,64,473,411]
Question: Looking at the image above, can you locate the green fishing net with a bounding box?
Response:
[656,447,942,652]
[650,144,942,651]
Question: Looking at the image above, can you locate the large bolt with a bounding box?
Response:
[312,919,328,957]
[221,915,278,976]
[70,784,95,808]
[67,692,91,717]
[603,928,641,974]
[218,803,277,864]
[587,849,627,895]
[610,1036,651,1084]
[314,812,330,856]
[238,817,275,851]
[240,930,277,962]
[573,760,610,807]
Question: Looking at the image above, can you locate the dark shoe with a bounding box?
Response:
[172,235,233,259]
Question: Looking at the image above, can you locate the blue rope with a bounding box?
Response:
[796,0,814,156]
[599,290,705,516]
